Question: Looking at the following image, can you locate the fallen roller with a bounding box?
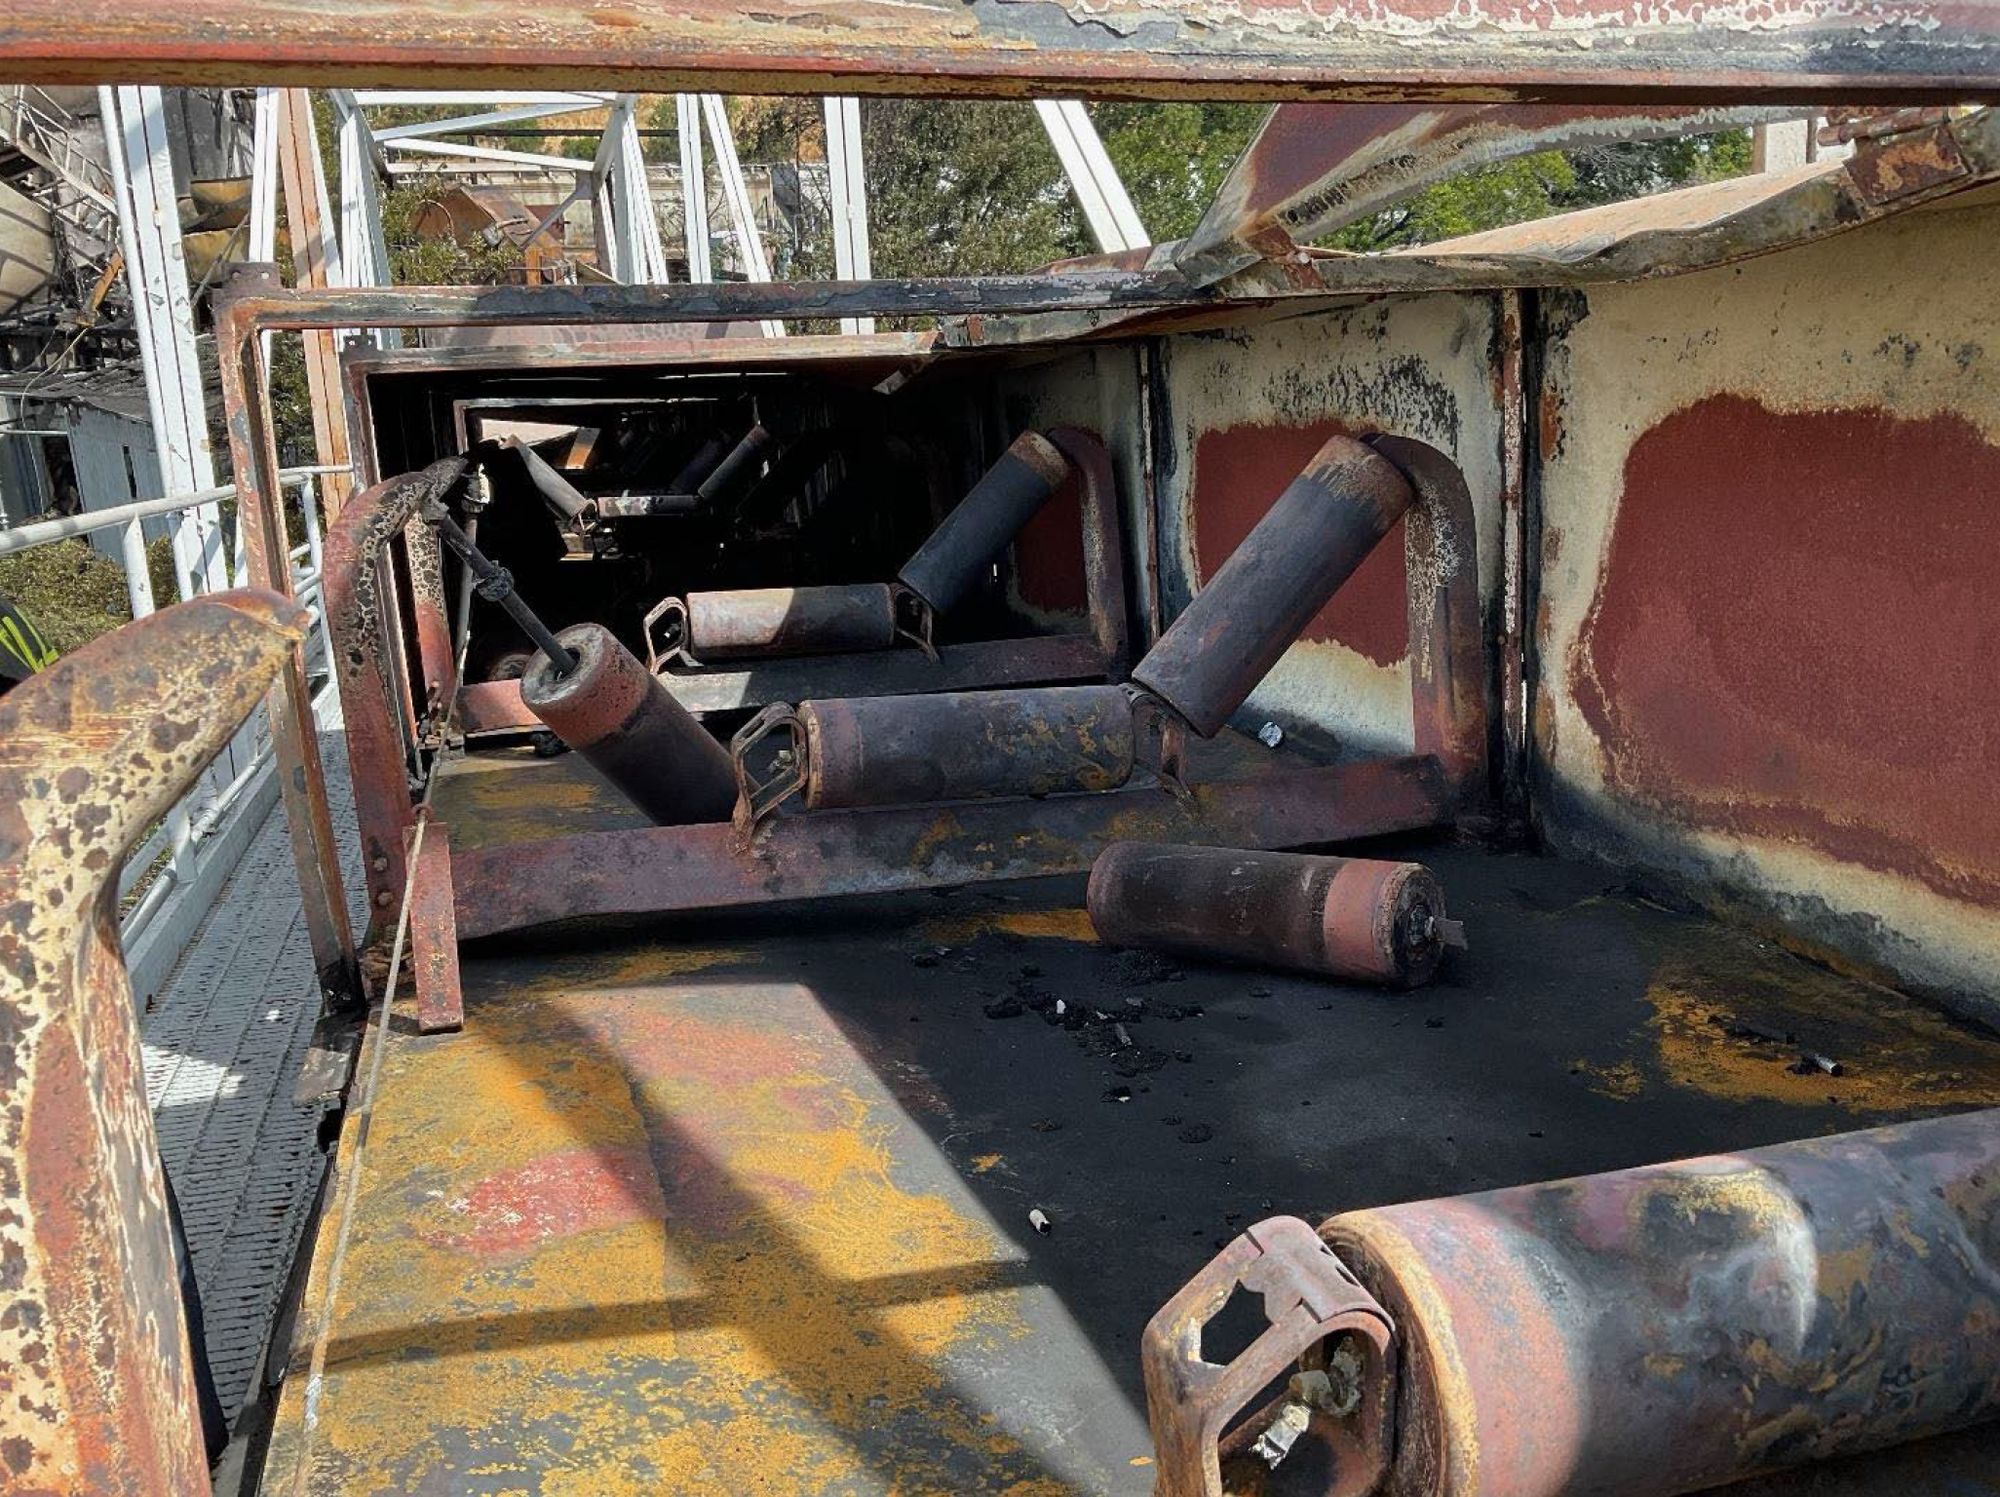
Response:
[646,429,1073,667]
[1145,1107,2000,1497]
[1088,843,1458,988]
[421,497,737,826]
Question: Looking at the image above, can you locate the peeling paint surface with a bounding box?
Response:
[262,962,1149,1495]
[1534,189,2000,1008]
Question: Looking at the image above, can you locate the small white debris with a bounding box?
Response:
[1054,999,1067,1016]
[1114,1023,1133,1048]
[1029,1208,1053,1235]
[1257,721,1285,749]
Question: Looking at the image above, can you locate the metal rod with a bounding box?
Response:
[421,500,576,675]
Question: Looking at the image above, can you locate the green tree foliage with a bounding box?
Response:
[0,538,133,655]
[860,101,1089,277]
[1091,103,1266,242]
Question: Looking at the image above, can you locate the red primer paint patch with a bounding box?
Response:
[430,1146,665,1256]
[1011,468,1088,615]
[1190,421,1408,667]
[1575,394,2000,906]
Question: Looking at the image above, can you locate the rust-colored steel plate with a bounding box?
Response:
[4,1,1999,102]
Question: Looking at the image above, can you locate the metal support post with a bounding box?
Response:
[822,96,873,335]
[676,94,712,284]
[699,94,783,337]
[101,85,228,597]
[1035,99,1148,253]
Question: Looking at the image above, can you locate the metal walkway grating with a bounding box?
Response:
[141,731,364,1420]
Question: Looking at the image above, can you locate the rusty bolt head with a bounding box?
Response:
[375,890,395,907]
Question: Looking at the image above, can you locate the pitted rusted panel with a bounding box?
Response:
[1321,1107,2000,1496]
[0,591,306,1495]
[1572,396,2000,912]
[1176,103,1793,287]
[402,515,456,718]
[322,458,470,950]
[5,0,2000,100]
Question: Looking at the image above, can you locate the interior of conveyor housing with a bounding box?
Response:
[263,163,2000,1497]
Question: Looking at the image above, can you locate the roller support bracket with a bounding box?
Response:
[1143,1216,1396,1497]
[1130,688,1194,802]
[891,583,941,663]
[643,594,697,672]
[730,701,809,842]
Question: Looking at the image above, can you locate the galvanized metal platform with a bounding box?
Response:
[254,747,2000,1497]
[142,732,362,1421]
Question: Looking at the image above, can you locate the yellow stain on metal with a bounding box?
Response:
[1641,942,2000,1114]
[918,907,1098,945]
[267,966,1080,1495]
[1571,1057,1645,1099]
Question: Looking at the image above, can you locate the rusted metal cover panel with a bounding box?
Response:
[6,2,2000,100]
[0,591,305,1495]
[1533,178,2000,1008]
[1175,102,1793,287]
[1322,1107,2000,1496]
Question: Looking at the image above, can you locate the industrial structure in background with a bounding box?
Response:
[2,8,2000,1497]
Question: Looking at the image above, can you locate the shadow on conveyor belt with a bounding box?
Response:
[431,834,2000,1496]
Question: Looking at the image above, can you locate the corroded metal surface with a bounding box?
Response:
[1088,844,1451,988]
[1176,103,1794,287]
[407,821,463,1035]
[5,1,2000,100]
[0,591,305,1495]
[1142,1217,1395,1497]
[520,622,739,826]
[261,955,1156,1494]
[1531,160,2000,1007]
[1321,1108,2000,1496]
[1134,434,1414,738]
[322,459,470,949]
[801,684,1138,811]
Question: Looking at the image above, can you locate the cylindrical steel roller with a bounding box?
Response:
[801,683,1135,811]
[1318,1108,2000,1497]
[683,583,896,660]
[667,428,735,494]
[1132,434,1414,738]
[896,431,1071,616]
[697,422,777,505]
[520,622,737,825]
[1087,843,1449,987]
